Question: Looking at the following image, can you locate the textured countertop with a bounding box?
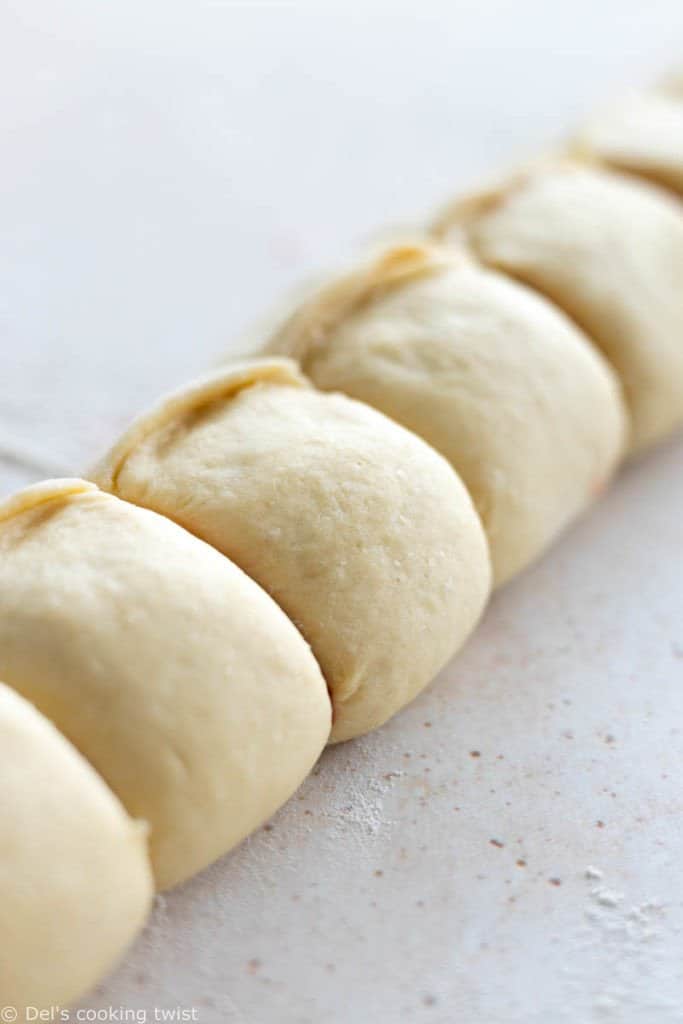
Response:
[2,3,683,1021]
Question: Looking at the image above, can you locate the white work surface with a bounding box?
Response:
[2,3,683,1021]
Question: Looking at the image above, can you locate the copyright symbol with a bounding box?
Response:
[1,1008,17,1022]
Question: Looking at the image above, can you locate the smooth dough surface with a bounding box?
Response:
[264,244,627,585]
[0,479,330,889]
[93,359,491,743]
[436,161,683,453]
[0,682,152,1014]
[575,78,683,194]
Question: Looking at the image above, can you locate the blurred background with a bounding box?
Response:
[2,4,683,1023]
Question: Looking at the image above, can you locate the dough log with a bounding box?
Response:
[6,62,683,1016]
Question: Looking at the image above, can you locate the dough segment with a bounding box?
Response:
[574,75,683,195]
[435,161,683,453]
[0,479,331,890]
[261,243,627,585]
[93,358,491,743]
[0,682,152,1014]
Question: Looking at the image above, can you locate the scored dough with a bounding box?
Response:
[93,358,491,743]
[262,243,627,586]
[0,681,152,1013]
[0,479,331,889]
[574,75,683,194]
[435,160,683,454]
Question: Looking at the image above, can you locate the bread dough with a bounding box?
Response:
[262,243,627,585]
[0,681,152,1013]
[0,478,331,889]
[574,76,683,194]
[435,161,683,453]
[93,358,491,743]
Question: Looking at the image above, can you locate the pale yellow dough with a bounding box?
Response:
[0,479,330,889]
[435,161,683,453]
[574,77,683,194]
[93,359,491,743]
[0,682,152,1014]
[262,244,627,585]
